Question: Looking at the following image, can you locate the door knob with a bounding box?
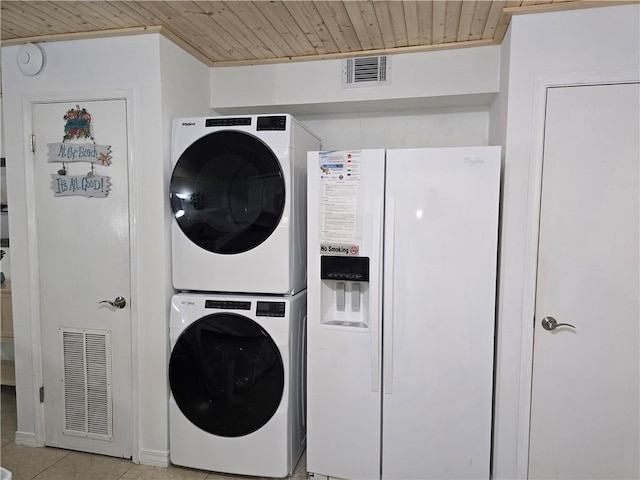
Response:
[541,316,575,331]
[99,296,127,309]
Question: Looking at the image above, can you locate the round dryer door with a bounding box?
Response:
[170,130,285,254]
[169,313,285,437]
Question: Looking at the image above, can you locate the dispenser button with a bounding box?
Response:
[352,283,361,312]
[336,282,346,311]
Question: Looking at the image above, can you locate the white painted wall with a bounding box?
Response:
[0,95,8,280]
[1,33,210,465]
[210,45,501,151]
[493,5,640,479]
[0,96,12,366]
[488,27,510,149]
[298,107,490,151]
[211,46,500,115]
[138,35,210,466]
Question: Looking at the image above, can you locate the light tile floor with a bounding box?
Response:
[1,386,307,480]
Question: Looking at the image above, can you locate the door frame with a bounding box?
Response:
[21,89,141,462]
[516,70,640,478]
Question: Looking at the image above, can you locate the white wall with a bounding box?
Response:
[0,33,210,465]
[488,27,510,149]
[211,46,500,115]
[211,45,501,151]
[493,5,640,479]
[298,107,490,151]
[140,35,211,464]
[0,95,8,282]
[126,35,211,465]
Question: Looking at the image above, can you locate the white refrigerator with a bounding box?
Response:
[306,147,501,480]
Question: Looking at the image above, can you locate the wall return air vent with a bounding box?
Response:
[60,327,113,440]
[342,56,391,88]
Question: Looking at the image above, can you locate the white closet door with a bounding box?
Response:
[34,99,133,458]
[529,83,640,479]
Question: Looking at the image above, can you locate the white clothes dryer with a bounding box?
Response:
[169,290,307,477]
[170,114,320,294]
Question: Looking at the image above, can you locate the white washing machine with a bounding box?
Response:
[169,290,307,477]
[170,114,320,294]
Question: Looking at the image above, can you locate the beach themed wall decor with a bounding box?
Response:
[48,105,112,197]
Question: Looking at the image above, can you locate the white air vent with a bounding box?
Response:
[61,328,112,440]
[342,56,391,88]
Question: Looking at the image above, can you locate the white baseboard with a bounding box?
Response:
[139,449,170,467]
[15,431,41,447]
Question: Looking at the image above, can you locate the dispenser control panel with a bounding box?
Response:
[319,256,370,328]
[321,256,370,282]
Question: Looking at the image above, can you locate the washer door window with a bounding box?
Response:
[169,313,284,437]
[170,130,285,254]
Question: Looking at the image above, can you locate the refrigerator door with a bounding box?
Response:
[382,147,500,479]
[307,150,385,480]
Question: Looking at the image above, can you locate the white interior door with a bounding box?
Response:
[529,83,640,479]
[33,99,132,458]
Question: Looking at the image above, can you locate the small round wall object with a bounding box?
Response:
[17,43,44,76]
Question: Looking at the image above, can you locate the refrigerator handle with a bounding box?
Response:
[371,198,383,393]
[301,315,307,427]
[384,198,395,395]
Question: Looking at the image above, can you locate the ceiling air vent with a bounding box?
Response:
[342,56,390,88]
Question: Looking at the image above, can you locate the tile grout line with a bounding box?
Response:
[115,460,136,480]
[26,447,72,480]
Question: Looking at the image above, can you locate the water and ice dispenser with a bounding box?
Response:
[320,256,370,328]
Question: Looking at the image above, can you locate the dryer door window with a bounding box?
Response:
[169,313,285,437]
[170,130,285,254]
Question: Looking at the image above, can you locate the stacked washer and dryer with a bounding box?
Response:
[168,115,320,477]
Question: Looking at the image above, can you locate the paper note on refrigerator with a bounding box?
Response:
[320,180,358,243]
[319,151,361,243]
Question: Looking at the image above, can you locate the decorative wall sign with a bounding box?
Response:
[47,143,112,165]
[51,174,111,198]
[63,105,92,140]
[47,105,113,198]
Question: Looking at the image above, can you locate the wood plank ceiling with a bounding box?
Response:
[0,1,633,67]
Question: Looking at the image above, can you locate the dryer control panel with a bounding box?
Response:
[205,300,251,310]
[205,117,251,127]
[257,115,287,131]
[256,301,286,317]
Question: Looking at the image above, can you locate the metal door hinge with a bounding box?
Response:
[30,134,36,153]
[39,386,44,403]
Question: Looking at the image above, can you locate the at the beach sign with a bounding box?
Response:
[48,142,112,165]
